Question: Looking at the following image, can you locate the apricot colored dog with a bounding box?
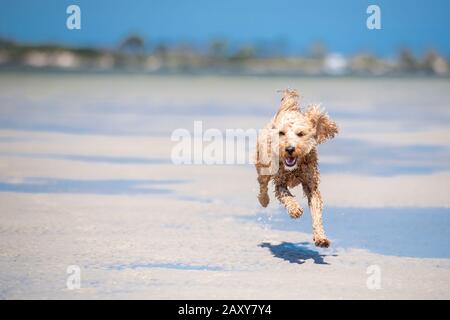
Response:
[255,89,339,247]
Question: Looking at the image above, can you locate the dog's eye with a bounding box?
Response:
[297,131,305,137]
[279,131,285,136]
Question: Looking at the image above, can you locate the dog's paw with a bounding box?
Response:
[288,206,303,219]
[258,193,270,207]
[314,237,331,248]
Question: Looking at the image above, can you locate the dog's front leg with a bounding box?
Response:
[257,174,271,207]
[304,185,330,248]
[275,184,303,218]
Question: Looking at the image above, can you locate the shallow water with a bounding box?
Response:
[249,207,450,259]
[107,262,224,271]
[0,177,186,195]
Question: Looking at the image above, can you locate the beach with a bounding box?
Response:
[0,73,449,299]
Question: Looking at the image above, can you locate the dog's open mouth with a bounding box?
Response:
[284,156,297,167]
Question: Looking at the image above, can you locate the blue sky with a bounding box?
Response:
[1,0,450,56]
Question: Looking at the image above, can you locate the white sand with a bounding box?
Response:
[1,191,449,299]
[0,75,449,299]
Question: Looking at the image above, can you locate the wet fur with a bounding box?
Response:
[255,89,339,247]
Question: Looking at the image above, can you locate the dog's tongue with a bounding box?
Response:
[286,157,296,166]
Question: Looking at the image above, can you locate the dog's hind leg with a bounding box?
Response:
[275,184,303,218]
[257,174,271,207]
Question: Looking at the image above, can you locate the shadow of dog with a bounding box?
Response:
[260,241,337,265]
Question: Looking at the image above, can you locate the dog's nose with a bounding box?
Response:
[285,146,295,154]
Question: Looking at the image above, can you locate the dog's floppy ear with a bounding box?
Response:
[305,104,339,144]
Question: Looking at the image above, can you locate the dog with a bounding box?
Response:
[255,89,338,248]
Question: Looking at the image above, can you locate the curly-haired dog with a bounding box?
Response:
[255,89,338,248]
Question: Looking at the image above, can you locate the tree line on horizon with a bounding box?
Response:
[0,35,448,76]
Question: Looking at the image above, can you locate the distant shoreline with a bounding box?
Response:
[1,67,449,79]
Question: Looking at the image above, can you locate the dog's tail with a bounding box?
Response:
[274,89,301,119]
